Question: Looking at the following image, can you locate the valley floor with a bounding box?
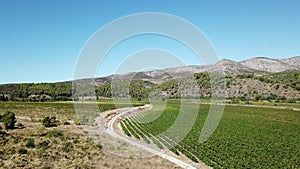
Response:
[0,100,299,168]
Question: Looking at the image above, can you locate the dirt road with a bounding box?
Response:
[102,105,197,169]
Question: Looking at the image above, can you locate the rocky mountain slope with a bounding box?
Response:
[239,56,300,73]
[105,56,300,84]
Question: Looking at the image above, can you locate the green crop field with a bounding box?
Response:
[122,100,300,168]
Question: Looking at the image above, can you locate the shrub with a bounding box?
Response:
[42,116,57,127]
[287,99,296,103]
[2,111,17,130]
[5,148,16,155]
[42,166,51,169]
[42,117,51,127]
[18,148,28,154]
[25,138,35,148]
[255,94,262,101]
[73,138,80,144]
[13,136,21,144]
[0,130,8,138]
[231,98,240,104]
[74,118,80,125]
[46,129,63,137]
[38,140,50,148]
[62,142,73,152]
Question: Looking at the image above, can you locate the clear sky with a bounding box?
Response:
[0,0,299,84]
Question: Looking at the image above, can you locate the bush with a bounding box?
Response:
[62,142,73,152]
[26,138,35,148]
[46,129,63,137]
[38,140,50,148]
[0,130,8,139]
[255,94,262,101]
[42,117,51,127]
[42,116,57,127]
[287,99,296,103]
[73,138,80,144]
[2,111,17,130]
[42,166,51,169]
[230,98,240,104]
[18,148,28,154]
[13,136,21,144]
[5,148,16,155]
[74,118,81,125]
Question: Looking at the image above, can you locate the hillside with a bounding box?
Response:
[239,57,300,73]
[0,56,299,101]
[111,56,299,83]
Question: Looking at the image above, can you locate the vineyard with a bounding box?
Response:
[121,100,300,168]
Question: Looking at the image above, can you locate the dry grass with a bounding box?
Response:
[0,102,178,169]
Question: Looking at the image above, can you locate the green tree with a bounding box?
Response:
[2,111,17,130]
[255,94,262,101]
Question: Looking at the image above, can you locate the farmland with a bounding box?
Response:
[1,98,299,168]
[122,100,300,168]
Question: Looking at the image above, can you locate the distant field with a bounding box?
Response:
[245,100,300,109]
[0,99,146,120]
[0,102,76,120]
[122,100,300,168]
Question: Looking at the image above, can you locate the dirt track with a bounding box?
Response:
[93,104,211,169]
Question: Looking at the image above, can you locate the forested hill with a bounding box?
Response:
[0,82,72,101]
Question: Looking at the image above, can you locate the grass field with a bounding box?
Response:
[122,100,300,168]
[0,99,146,119]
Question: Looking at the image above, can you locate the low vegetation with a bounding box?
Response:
[122,100,300,168]
[0,111,17,130]
[42,116,58,127]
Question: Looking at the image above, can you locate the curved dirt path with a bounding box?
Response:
[104,105,197,169]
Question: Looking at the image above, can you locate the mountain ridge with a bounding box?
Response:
[105,56,300,84]
[2,56,298,86]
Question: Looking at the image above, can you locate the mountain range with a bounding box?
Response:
[101,56,300,84]
[1,56,299,101]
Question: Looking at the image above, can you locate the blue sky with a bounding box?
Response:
[0,0,299,84]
